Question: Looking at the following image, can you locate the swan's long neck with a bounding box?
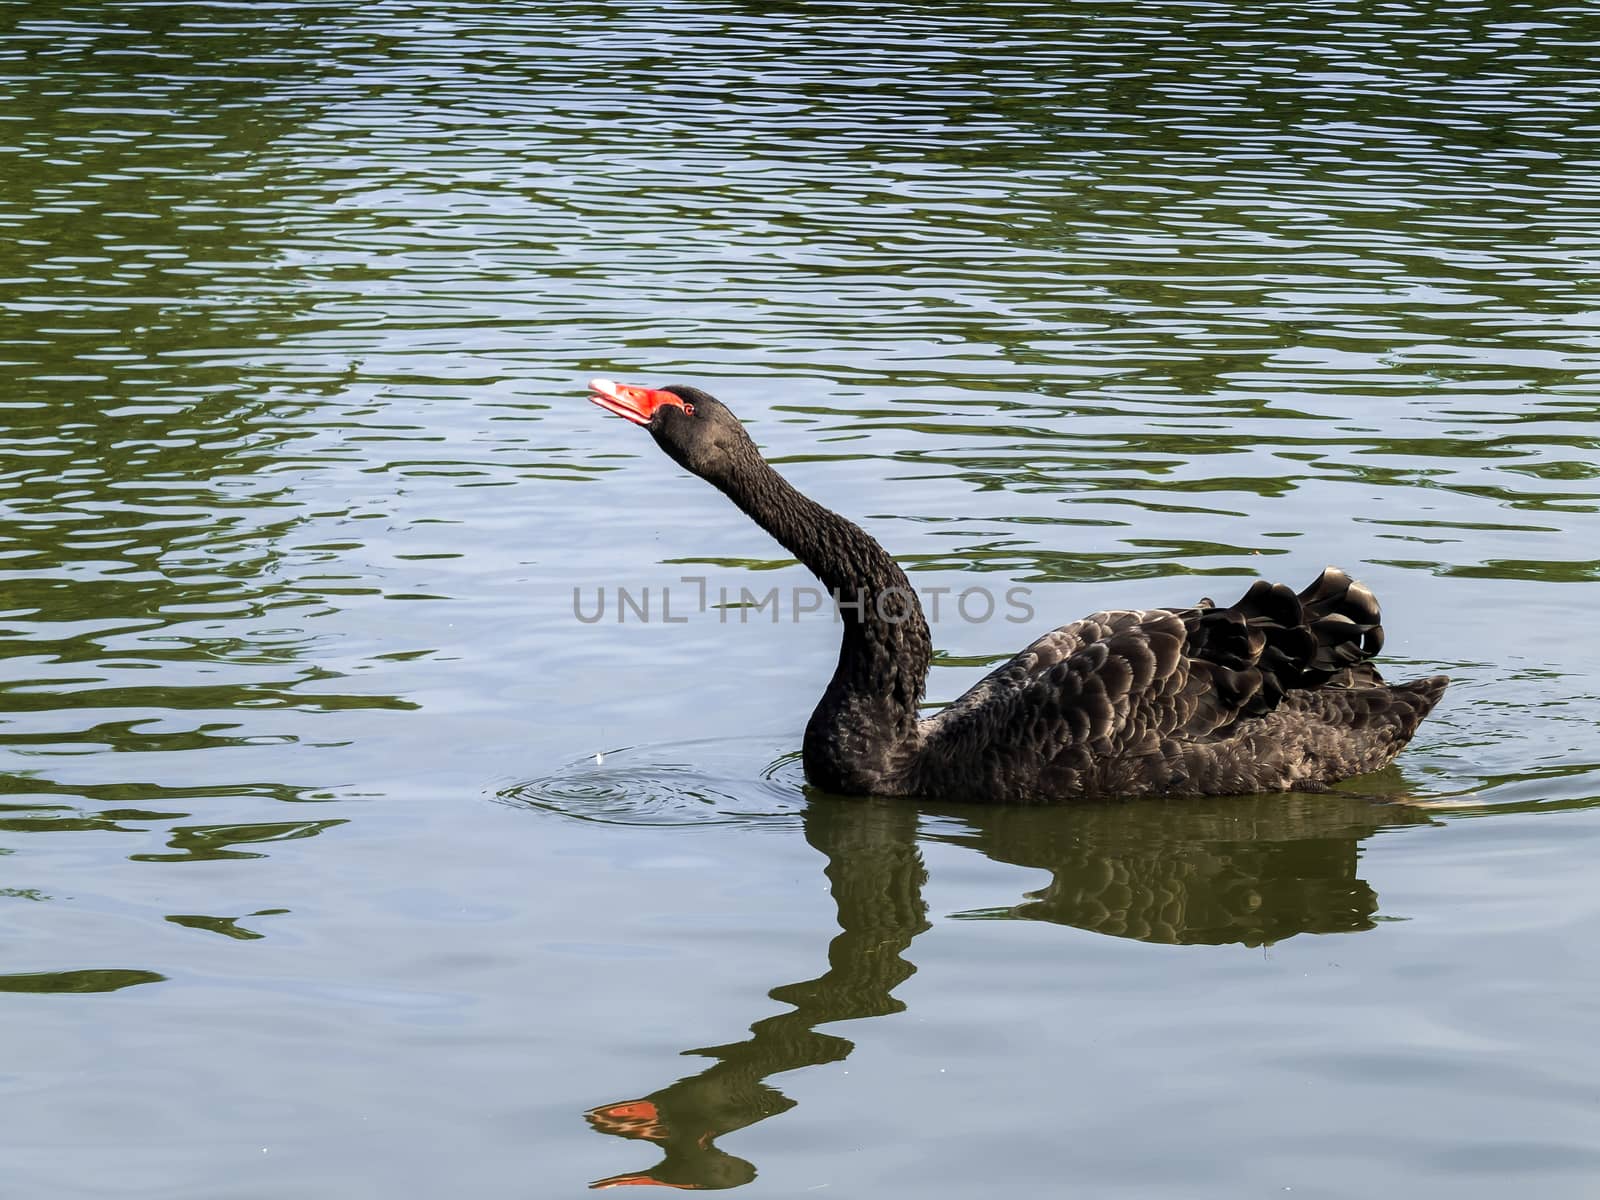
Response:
[714,456,931,793]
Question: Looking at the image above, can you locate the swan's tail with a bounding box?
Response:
[1387,673,1451,744]
[1269,569,1450,759]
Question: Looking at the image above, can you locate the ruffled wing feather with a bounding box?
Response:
[921,567,1437,799]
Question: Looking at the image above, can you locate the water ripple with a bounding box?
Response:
[500,738,805,828]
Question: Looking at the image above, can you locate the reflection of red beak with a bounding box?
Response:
[585,1098,669,1141]
[585,1100,710,1189]
[589,1171,707,1190]
[589,378,688,426]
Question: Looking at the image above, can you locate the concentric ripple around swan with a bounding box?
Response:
[500,738,806,828]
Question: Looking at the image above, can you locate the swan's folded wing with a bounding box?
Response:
[935,610,1154,721]
[923,568,1391,792]
[925,610,1195,774]
[1019,611,1195,759]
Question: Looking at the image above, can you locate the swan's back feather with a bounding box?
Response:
[917,567,1446,802]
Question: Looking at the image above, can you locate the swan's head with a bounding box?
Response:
[588,378,759,486]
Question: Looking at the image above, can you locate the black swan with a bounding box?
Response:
[588,378,1448,804]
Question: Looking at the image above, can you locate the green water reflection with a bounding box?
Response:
[0,968,165,994]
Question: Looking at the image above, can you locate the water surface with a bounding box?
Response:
[3,2,1600,1196]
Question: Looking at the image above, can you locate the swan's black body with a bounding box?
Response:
[589,380,1448,804]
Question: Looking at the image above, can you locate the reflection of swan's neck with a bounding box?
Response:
[583,799,930,1193]
[715,456,932,793]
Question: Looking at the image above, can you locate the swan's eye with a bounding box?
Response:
[683,402,695,416]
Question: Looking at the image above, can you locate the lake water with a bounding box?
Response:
[3,2,1599,1195]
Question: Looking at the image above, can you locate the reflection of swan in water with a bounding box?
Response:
[584,791,1434,1189]
[928,790,1436,945]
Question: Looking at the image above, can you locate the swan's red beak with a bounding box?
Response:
[589,378,687,426]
